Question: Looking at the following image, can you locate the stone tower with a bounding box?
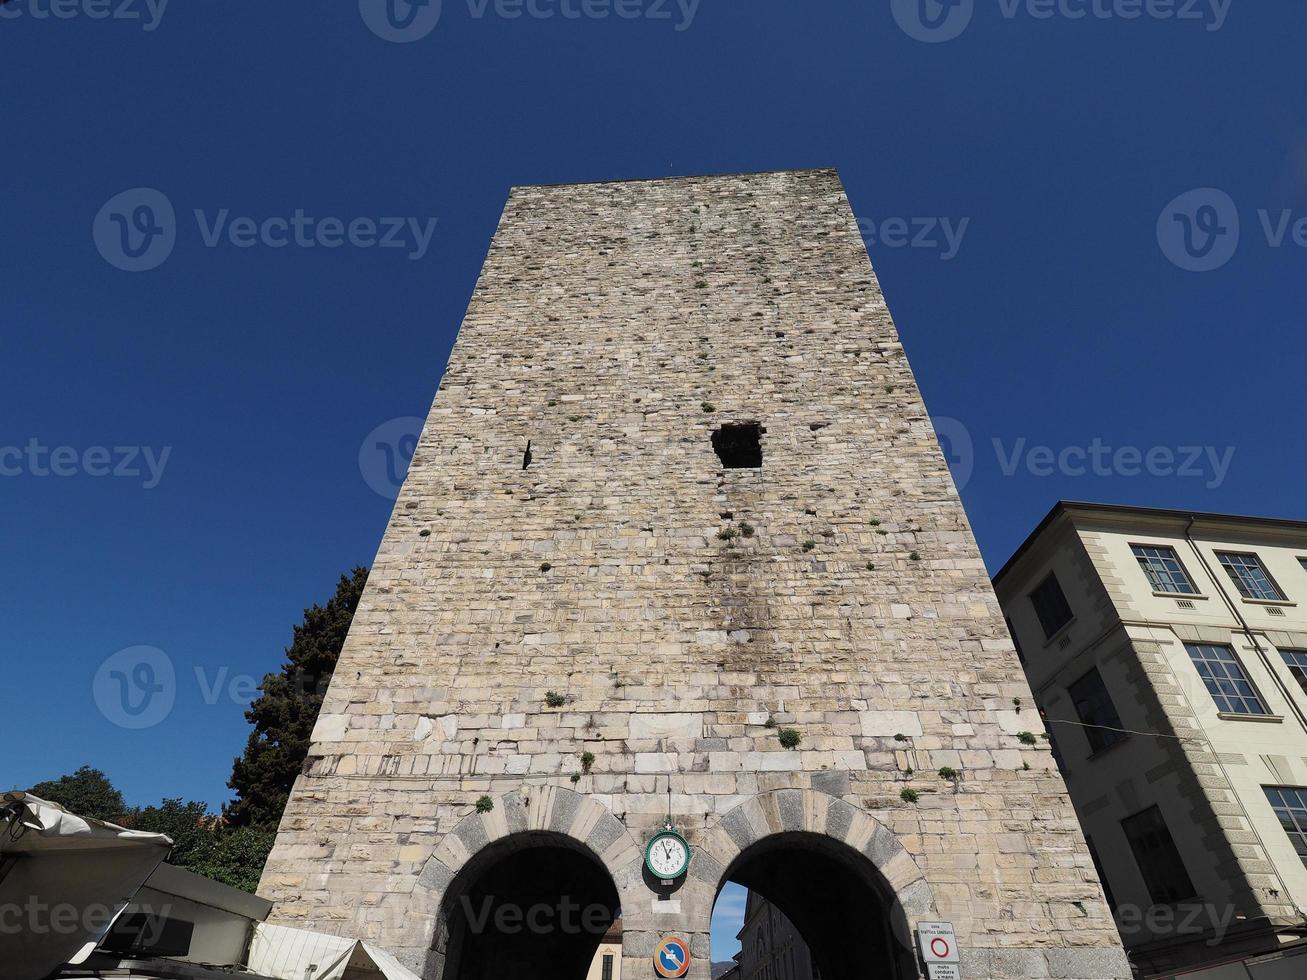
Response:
[259,170,1129,980]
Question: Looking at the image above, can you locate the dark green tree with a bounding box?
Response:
[133,799,275,892]
[225,567,368,828]
[28,766,126,821]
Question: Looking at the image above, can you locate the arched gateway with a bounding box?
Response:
[257,171,1129,979]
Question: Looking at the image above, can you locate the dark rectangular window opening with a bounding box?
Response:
[1121,805,1198,905]
[1068,667,1126,754]
[1029,571,1074,639]
[712,423,763,468]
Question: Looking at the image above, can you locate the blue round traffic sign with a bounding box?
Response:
[653,935,691,978]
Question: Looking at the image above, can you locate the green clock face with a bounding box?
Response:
[645,829,691,880]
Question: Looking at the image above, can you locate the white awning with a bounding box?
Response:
[0,791,173,980]
[248,922,423,980]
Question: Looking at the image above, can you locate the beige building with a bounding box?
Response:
[994,502,1307,977]
[258,170,1127,980]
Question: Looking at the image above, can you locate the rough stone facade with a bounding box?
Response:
[259,169,1129,979]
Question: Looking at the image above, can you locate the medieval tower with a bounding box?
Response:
[259,170,1129,980]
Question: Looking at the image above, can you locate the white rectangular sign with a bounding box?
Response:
[917,921,959,964]
[927,964,961,980]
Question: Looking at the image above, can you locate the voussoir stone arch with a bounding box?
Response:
[414,785,646,903]
[693,788,937,921]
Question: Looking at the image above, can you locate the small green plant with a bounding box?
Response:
[893,733,909,742]
[716,527,737,541]
[900,788,919,804]
[739,521,755,537]
[1012,697,1022,709]
[801,540,816,552]
[419,529,431,537]
[869,519,881,527]
[938,767,959,781]
[903,766,914,777]
[1022,761,1031,771]
[777,728,802,750]
[545,691,566,708]
[695,281,708,289]
[547,400,558,407]
[1017,731,1037,745]
[475,796,494,814]
[909,551,921,561]
[763,715,778,729]
[539,562,552,572]
[701,402,716,413]
[570,773,581,784]
[866,562,876,571]
[876,528,888,536]
[580,751,595,774]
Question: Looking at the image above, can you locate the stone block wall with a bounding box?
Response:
[259,169,1128,979]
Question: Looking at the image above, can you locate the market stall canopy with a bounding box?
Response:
[0,791,173,980]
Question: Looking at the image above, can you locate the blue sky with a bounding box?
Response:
[3,0,1304,954]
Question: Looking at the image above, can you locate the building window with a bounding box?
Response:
[1264,787,1307,869]
[1121,806,1198,905]
[1005,617,1026,664]
[1184,643,1268,715]
[601,953,614,980]
[1029,572,1074,639]
[1280,650,1307,698]
[1131,545,1198,595]
[1085,836,1118,912]
[1216,551,1287,601]
[1068,668,1126,753]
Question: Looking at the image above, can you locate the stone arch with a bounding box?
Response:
[414,787,645,980]
[695,789,936,980]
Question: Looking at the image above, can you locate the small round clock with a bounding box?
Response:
[645,828,692,880]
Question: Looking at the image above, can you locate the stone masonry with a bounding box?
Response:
[259,169,1130,979]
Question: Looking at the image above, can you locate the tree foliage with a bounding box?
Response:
[226,567,368,828]
[28,766,126,821]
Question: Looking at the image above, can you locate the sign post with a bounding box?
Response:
[916,921,960,980]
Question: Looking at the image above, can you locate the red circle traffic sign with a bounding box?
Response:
[930,937,951,959]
